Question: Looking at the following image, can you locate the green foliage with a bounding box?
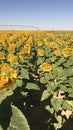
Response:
[20,68,29,79]
[45,105,54,114]
[7,105,30,130]
[26,83,40,90]
[0,89,13,104]
[54,115,63,129]
[51,98,62,112]
[37,57,45,65]
[62,100,72,110]
[15,79,23,87]
[41,90,51,101]
[0,31,73,130]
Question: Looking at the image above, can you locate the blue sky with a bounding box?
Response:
[0,0,73,30]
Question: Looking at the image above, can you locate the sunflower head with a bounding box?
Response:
[0,63,18,90]
[62,48,73,57]
[37,49,45,56]
[40,62,52,72]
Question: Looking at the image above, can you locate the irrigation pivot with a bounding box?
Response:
[0,25,39,30]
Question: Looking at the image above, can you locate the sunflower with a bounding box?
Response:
[37,41,43,46]
[18,45,31,59]
[27,37,33,45]
[62,48,73,57]
[0,52,5,59]
[45,41,57,49]
[37,49,44,56]
[40,62,52,72]
[7,54,18,64]
[7,44,16,53]
[54,50,60,56]
[0,63,18,90]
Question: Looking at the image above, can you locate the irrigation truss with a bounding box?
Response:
[0,25,39,30]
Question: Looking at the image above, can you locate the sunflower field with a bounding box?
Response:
[0,30,73,130]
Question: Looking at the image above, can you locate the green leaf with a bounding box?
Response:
[40,77,47,84]
[45,58,50,63]
[55,115,62,123]
[52,65,63,78]
[54,122,62,130]
[21,91,28,96]
[69,91,73,98]
[46,82,57,92]
[45,105,54,114]
[57,57,66,66]
[41,90,51,101]
[7,105,30,130]
[37,57,45,65]
[20,68,29,79]
[50,56,57,63]
[44,72,53,81]
[62,100,72,110]
[51,98,62,112]
[0,89,13,104]
[26,83,40,90]
[0,125,3,130]
[69,77,73,87]
[15,79,23,87]
[66,88,73,98]
[44,47,52,57]
[63,60,73,67]
[19,58,25,64]
[60,85,68,92]
[54,115,63,129]
[63,68,73,77]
